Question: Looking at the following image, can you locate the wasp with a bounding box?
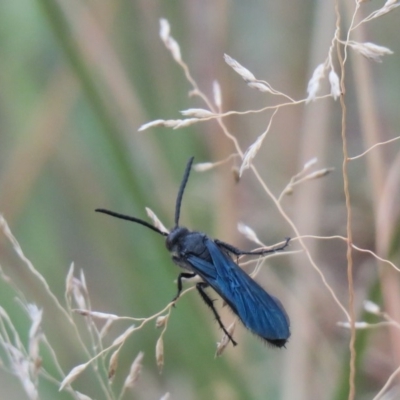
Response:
[96,157,290,347]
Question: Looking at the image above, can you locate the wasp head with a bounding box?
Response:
[165,226,189,254]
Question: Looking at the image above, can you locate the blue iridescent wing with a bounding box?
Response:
[185,254,217,281]
[188,238,290,345]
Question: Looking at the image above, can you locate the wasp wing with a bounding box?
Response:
[188,238,290,346]
[184,254,217,281]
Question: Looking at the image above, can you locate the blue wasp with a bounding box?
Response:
[96,157,290,347]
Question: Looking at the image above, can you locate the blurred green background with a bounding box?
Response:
[1,1,400,399]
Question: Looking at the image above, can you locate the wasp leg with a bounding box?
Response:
[196,282,237,346]
[215,237,290,256]
[172,272,197,303]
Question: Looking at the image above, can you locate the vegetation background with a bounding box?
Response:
[0,1,399,399]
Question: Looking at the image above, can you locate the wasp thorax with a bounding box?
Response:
[165,226,189,252]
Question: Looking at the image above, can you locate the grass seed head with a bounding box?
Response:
[213,80,222,108]
[155,315,168,328]
[146,208,169,234]
[193,162,215,172]
[237,223,263,246]
[248,81,272,93]
[329,69,341,100]
[306,63,326,102]
[156,337,164,373]
[123,351,144,389]
[65,263,75,297]
[60,362,90,391]
[112,325,136,346]
[363,300,381,315]
[159,18,181,62]
[180,108,215,118]
[108,349,120,380]
[349,41,393,63]
[224,54,256,82]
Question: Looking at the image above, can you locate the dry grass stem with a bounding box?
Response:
[348,135,400,160]
[298,234,400,273]
[0,217,107,397]
[278,160,334,202]
[0,216,74,326]
[352,245,400,272]
[138,96,331,135]
[59,288,193,394]
[352,1,400,30]
[251,166,351,321]
[336,3,358,393]
[380,313,400,330]
[372,364,400,400]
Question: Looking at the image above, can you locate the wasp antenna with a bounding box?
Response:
[174,156,195,228]
[95,209,167,236]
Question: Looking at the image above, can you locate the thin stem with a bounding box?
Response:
[335,2,356,399]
